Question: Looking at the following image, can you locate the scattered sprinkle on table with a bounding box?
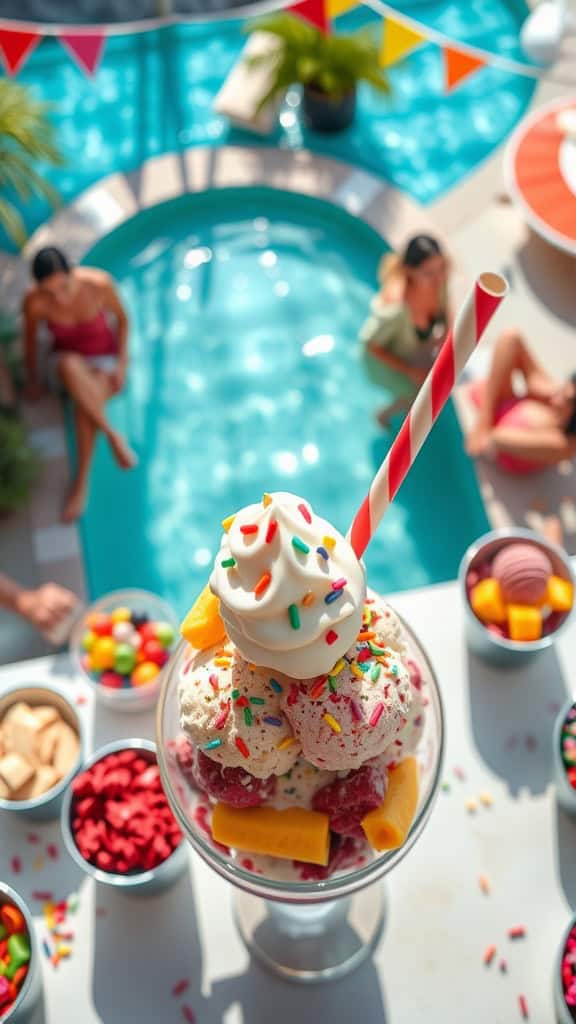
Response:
[479,792,494,808]
[10,856,22,874]
[453,766,466,781]
[181,1005,196,1023]
[479,874,490,894]
[483,944,496,966]
[172,979,190,998]
[518,994,529,1019]
[499,959,507,973]
[465,798,477,814]
[508,925,526,940]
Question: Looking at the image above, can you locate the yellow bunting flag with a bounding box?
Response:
[380,17,425,68]
[326,0,358,19]
[443,46,485,91]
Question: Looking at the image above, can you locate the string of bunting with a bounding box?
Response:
[0,0,565,87]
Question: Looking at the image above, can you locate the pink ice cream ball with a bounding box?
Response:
[491,542,552,604]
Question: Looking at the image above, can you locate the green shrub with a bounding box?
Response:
[0,414,39,514]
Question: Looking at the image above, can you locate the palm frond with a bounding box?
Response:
[0,198,26,248]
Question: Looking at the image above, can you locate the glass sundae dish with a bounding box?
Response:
[157,491,444,982]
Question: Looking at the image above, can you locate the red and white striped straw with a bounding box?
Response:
[349,271,509,559]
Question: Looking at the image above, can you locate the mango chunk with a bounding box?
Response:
[546,575,574,613]
[361,757,419,851]
[181,586,226,650]
[508,604,542,642]
[470,578,507,624]
[211,804,330,866]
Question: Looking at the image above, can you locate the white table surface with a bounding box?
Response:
[1,579,575,1024]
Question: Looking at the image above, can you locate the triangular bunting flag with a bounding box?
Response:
[0,29,40,75]
[289,0,329,34]
[443,46,485,92]
[380,17,425,68]
[59,32,106,76]
[326,0,358,20]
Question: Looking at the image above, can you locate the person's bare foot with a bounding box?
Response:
[108,431,138,470]
[62,481,87,523]
[542,515,564,548]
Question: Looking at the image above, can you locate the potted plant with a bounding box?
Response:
[246,14,389,134]
[0,414,39,516]
[0,80,63,248]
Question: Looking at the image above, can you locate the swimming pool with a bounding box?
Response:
[11,0,535,248]
[75,187,488,612]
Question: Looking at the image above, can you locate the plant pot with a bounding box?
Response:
[302,86,356,133]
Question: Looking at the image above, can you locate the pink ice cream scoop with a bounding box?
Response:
[492,542,552,604]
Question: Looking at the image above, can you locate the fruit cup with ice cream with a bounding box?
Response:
[459,528,575,666]
[157,491,444,982]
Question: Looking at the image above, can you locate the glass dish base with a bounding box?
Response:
[234,881,386,983]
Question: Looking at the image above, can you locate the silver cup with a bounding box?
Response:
[554,696,576,817]
[459,528,575,667]
[0,684,84,821]
[554,914,576,1024]
[0,883,42,1022]
[60,738,188,896]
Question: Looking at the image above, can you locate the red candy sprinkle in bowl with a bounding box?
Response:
[70,589,179,713]
[60,739,188,894]
[556,916,576,1024]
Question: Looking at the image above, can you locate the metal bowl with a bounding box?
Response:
[555,913,576,1024]
[459,527,575,666]
[0,684,84,821]
[554,695,576,817]
[0,883,42,1022]
[60,738,188,896]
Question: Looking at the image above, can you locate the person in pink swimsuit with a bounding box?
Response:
[23,247,136,522]
[466,328,576,472]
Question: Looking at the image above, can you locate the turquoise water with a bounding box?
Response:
[9,0,535,249]
[76,187,489,612]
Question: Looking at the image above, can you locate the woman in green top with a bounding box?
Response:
[360,235,451,426]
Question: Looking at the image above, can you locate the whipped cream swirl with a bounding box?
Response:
[210,492,366,677]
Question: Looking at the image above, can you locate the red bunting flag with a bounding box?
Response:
[0,29,40,75]
[443,46,485,92]
[289,0,329,33]
[59,32,106,75]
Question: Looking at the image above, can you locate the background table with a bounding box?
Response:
[1,579,575,1023]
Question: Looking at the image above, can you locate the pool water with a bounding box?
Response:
[77,187,488,612]
[11,0,535,248]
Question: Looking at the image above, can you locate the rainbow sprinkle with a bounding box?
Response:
[331,578,347,590]
[328,677,337,693]
[350,699,363,722]
[298,503,312,523]
[325,629,338,645]
[369,703,384,727]
[277,736,296,751]
[209,674,219,692]
[292,536,310,554]
[323,713,341,734]
[310,676,327,700]
[269,678,283,693]
[221,557,236,568]
[204,739,222,751]
[214,702,230,729]
[214,657,231,667]
[369,642,387,656]
[357,631,375,642]
[222,514,235,531]
[249,697,265,705]
[262,493,272,507]
[254,571,272,596]
[332,658,346,676]
[316,546,329,560]
[288,604,301,630]
[240,524,258,536]
[351,663,364,680]
[264,715,282,727]
[323,535,336,552]
[302,591,316,607]
[265,519,278,543]
[235,737,250,759]
[243,707,253,726]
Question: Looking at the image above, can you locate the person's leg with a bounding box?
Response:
[62,405,97,522]
[376,395,411,428]
[467,329,537,455]
[57,354,135,469]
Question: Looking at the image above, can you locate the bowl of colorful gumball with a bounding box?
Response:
[555,915,576,1024]
[554,697,576,816]
[459,528,574,665]
[60,739,187,894]
[70,589,178,711]
[0,883,42,1022]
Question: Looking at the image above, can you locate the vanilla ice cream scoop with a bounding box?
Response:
[210,492,366,678]
[178,641,300,779]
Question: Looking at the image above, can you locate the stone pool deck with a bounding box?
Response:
[1,31,575,663]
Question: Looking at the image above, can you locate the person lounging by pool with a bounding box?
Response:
[359,235,451,427]
[22,247,136,522]
[466,329,576,472]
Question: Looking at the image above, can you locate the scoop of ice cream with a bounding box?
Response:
[281,601,412,771]
[178,642,299,779]
[209,492,366,678]
[371,657,426,770]
[492,542,552,604]
[266,757,336,810]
